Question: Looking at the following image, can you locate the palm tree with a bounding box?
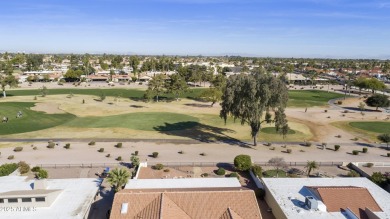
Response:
[305,161,319,177]
[107,168,130,192]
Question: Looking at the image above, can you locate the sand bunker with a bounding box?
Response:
[30,102,66,114]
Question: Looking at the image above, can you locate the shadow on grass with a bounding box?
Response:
[153,121,251,148]
[184,103,212,108]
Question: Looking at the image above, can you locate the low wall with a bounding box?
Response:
[249,170,264,189]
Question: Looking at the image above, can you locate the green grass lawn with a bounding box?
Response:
[263,169,288,178]
[349,122,390,134]
[65,112,200,131]
[288,90,344,107]
[0,102,76,135]
[261,127,296,134]
[7,88,342,107]
[5,88,205,100]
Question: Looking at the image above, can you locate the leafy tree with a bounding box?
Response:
[305,161,319,176]
[234,155,252,171]
[64,69,83,81]
[220,72,288,146]
[200,88,222,107]
[268,157,287,178]
[165,74,188,101]
[353,77,368,94]
[1,74,18,98]
[252,165,263,178]
[26,54,43,71]
[358,102,365,113]
[365,94,390,111]
[378,133,390,149]
[107,168,130,192]
[366,78,386,93]
[39,86,48,97]
[145,74,166,102]
[371,172,386,188]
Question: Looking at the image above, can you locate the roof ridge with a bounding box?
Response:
[161,194,192,218]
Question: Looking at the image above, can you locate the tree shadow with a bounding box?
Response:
[342,107,377,112]
[130,105,146,108]
[184,103,212,108]
[153,121,251,148]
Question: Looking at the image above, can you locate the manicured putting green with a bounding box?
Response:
[0,102,76,135]
[288,90,344,107]
[261,127,296,134]
[65,112,200,131]
[349,122,390,134]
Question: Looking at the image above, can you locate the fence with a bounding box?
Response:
[35,163,122,169]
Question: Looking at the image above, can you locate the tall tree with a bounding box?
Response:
[378,133,390,149]
[305,161,319,176]
[145,74,166,102]
[365,94,390,111]
[165,74,188,101]
[366,78,386,93]
[0,74,18,98]
[106,168,130,192]
[220,72,288,146]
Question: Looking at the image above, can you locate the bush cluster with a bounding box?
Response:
[252,165,263,178]
[153,163,164,170]
[88,141,96,146]
[152,152,159,158]
[31,166,41,172]
[115,143,123,148]
[234,155,252,171]
[229,172,239,179]
[116,156,122,161]
[216,168,226,176]
[36,169,48,179]
[362,148,368,153]
[14,147,23,152]
[8,155,14,160]
[47,142,55,149]
[352,150,359,155]
[64,143,70,149]
[18,161,30,174]
[98,148,104,153]
[334,145,340,151]
[286,149,292,153]
[0,163,18,176]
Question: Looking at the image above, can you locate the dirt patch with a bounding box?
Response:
[30,102,66,114]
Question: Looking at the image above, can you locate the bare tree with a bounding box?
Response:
[268,157,288,178]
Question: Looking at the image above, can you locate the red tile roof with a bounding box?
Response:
[110,189,261,219]
[308,186,382,219]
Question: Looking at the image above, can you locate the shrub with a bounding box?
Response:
[134,151,139,156]
[47,142,55,148]
[387,153,390,157]
[116,156,122,161]
[269,147,275,150]
[115,142,123,148]
[216,167,226,176]
[163,169,170,172]
[36,169,48,179]
[8,155,14,160]
[324,110,328,113]
[31,166,41,172]
[352,150,359,155]
[347,170,360,177]
[201,173,209,177]
[234,155,252,171]
[106,154,111,158]
[265,142,272,146]
[352,137,359,141]
[286,149,292,153]
[98,148,104,153]
[14,147,23,152]
[362,148,368,153]
[229,172,239,179]
[337,100,343,105]
[336,135,342,138]
[304,142,312,147]
[88,141,96,146]
[178,150,184,154]
[252,165,263,178]
[255,188,265,200]
[365,163,374,168]
[33,146,37,150]
[334,145,340,151]
[0,163,18,176]
[152,152,159,158]
[18,161,30,174]
[64,143,70,149]
[200,152,206,156]
[153,163,164,170]
[321,142,327,147]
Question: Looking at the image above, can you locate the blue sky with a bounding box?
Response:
[0,0,389,58]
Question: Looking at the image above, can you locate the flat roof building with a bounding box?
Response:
[0,176,100,219]
[262,177,390,219]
